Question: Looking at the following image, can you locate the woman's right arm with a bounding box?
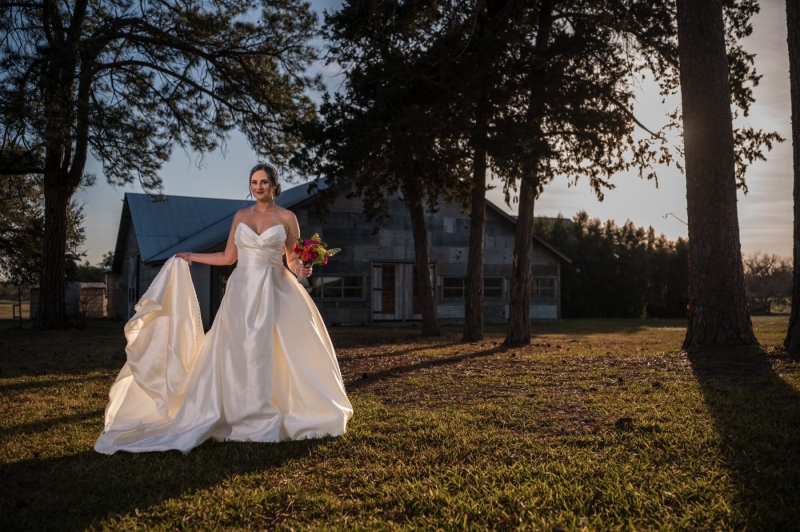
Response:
[176,212,241,266]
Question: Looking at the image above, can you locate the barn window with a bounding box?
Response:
[532,278,556,300]
[442,277,466,298]
[441,277,505,299]
[484,278,504,298]
[308,276,365,299]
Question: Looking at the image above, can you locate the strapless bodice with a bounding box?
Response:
[235,223,286,267]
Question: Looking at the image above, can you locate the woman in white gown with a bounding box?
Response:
[95,163,353,454]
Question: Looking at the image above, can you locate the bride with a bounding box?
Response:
[95,163,353,454]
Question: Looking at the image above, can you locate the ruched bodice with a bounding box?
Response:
[234,223,287,268]
[94,221,353,454]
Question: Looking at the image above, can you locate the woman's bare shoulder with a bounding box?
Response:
[233,207,251,220]
[277,206,297,223]
[229,207,250,228]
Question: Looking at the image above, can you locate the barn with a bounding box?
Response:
[106,182,571,329]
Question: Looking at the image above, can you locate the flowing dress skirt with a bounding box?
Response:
[95,251,353,454]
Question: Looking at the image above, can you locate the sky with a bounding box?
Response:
[76,0,794,265]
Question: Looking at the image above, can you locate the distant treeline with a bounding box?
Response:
[536,213,793,318]
[742,253,793,314]
[535,212,690,319]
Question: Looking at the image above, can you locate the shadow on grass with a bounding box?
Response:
[346,344,507,390]
[527,318,687,336]
[0,438,324,530]
[0,373,111,393]
[0,325,129,379]
[337,340,462,363]
[688,346,800,528]
[1,409,105,440]
[0,353,128,379]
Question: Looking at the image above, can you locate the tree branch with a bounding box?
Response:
[67,62,93,188]
[41,0,59,46]
[65,0,89,50]
[95,60,234,109]
[604,95,664,139]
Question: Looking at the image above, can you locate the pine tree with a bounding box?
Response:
[785,0,800,351]
[1,1,319,328]
[496,0,774,346]
[458,1,517,342]
[676,0,758,348]
[317,0,471,336]
[0,173,84,285]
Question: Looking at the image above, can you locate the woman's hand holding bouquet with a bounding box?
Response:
[292,233,340,281]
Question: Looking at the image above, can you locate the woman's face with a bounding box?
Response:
[250,169,272,200]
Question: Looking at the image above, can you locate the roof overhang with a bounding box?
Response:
[485,201,572,264]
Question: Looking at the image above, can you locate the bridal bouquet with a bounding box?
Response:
[293,233,341,266]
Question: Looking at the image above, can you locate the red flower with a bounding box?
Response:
[323,256,329,265]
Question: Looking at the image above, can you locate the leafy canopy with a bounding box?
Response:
[1,0,321,191]
[0,174,85,284]
[302,0,471,223]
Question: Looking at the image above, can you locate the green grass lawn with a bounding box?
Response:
[1,317,799,530]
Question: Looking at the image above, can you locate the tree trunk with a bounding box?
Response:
[677,0,758,349]
[463,96,489,342]
[504,0,552,346]
[34,174,72,329]
[505,176,537,346]
[409,201,440,337]
[786,0,800,351]
[33,3,90,329]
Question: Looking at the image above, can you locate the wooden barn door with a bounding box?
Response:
[372,262,433,321]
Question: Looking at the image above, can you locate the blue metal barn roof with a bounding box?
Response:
[114,180,326,268]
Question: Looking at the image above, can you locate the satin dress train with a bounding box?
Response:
[95,224,353,454]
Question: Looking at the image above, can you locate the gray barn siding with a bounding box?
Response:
[485,303,508,322]
[117,224,140,320]
[116,221,184,322]
[301,192,561,324]
[190,264,212,329]
[110,223,139,320]
[140,263,160,298]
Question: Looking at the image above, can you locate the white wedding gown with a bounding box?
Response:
[95,224,353,454]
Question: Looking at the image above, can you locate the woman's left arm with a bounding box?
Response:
[283,210,313,279]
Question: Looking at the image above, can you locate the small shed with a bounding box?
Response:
[30,282,106,319]
[77,283,106,318]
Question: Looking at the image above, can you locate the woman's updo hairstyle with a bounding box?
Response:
[249,162,282,197]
